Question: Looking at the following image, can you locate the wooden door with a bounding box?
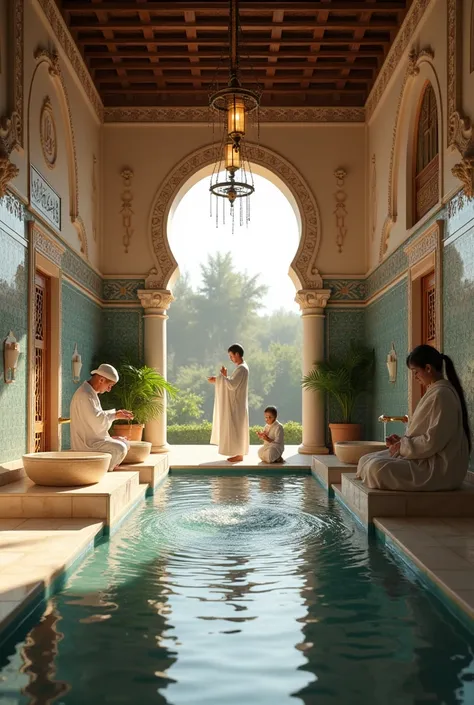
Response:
[422,271,436,347]
[34,272,50,452]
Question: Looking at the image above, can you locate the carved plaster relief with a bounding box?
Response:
[333,168,348,253]
[378,46,435,261]
[120,168,134,254]
[40,97,57,169]
[33,48,88,258]
[0,0,23,197]
[371,155,377,241]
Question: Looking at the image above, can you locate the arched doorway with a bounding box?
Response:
[139,143,330,455]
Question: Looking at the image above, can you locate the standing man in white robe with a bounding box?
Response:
[70,363,134,471]
[208,344,249,463]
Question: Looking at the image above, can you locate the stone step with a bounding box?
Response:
[0,459,26,487]
[336,473,474,526]
[0,472,146,528]
[118,453,169,494]
[312,455,357,490]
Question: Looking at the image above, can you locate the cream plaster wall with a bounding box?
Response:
[7,0,101,268]
[367,0,453,270]
[101,124,366,279]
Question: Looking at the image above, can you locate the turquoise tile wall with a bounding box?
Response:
[443,227,474,470]
[365,280,409,439]
[325,308,369,441]
[61,281,103,449]
[101,309,144,367]
[0,228,28,462]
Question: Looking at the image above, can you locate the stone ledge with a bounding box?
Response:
[0,459,26,487]
[118,453,169,494]
[0,472,146,527]
[339,473,474,526]
[312,455,356,489]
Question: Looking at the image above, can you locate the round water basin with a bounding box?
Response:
[22,451,111,486]
[123,441,152,465]
[334,441,387,465]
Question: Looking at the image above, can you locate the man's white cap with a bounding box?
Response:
[90,364,119,383]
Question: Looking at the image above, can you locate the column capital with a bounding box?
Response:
[137,289,174,314]
[295,288,331,313]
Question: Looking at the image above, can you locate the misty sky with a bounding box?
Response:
[168,173,300,315]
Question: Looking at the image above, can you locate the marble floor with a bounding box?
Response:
[168,444,312,469]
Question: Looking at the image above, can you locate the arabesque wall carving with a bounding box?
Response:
[378,47,436,262]
[32,48,88,258]
[148,143,323,291]
[0,0,24,197]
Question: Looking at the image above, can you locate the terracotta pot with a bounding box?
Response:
[113,423,145,441]
[329,423,362,445]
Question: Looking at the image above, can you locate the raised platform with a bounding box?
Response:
[335,473,474,526]
[117,453,169,493]
[168,444,311,470]
[0,472,147,528]
[312,455,357,489]
[0,517,103,638]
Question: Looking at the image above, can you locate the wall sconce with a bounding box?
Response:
[386,342,397,384]
[3,331,20,384]
[72,343,82,383]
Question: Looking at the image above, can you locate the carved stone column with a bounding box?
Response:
[295,289,331,455]
[137,289,174,453]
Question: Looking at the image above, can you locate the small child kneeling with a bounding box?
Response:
[257,406,285,463]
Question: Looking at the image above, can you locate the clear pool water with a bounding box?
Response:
[1,474,474,705]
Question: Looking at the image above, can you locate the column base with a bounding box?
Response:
[298,444,329,455]
[151,443,170,454]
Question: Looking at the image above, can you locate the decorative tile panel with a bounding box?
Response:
[0,193,27,239]
[61,281,103,449]
[62,248,102,298]
[0,227,28,462]
[101,309,144,366]
[103,279,144,301]
[446,190,474,240]
[30,165,61,231]
[365,280,409,439]
[443,228,474,471]
[324,279,366,301]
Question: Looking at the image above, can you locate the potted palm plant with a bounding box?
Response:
[106,364,178,441]
[302,343,374,445]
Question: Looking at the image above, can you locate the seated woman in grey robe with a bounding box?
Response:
[356,345,471,491]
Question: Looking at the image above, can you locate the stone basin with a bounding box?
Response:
[123,441,152,465]
[334,441,387,465]
[22,451,111,486]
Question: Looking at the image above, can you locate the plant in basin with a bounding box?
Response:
[302,343,374,445]
[106,364,178,441]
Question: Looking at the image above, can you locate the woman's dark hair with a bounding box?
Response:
[228,343,244,357]
[406,344,471,452]
[265,405,278,418]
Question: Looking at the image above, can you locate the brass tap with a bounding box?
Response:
[378,415,409,423]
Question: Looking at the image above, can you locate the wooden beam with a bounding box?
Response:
[63,2,407,13]
[76,36,392,46]
[84,48,385,58]
[90,60,377,71]
[95,73,372,84]
[70,20,400,31]
[100,86,367,94]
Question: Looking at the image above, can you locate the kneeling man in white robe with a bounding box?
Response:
[208,344,249,463]
[70,363,134,471]
[257,406,285,463]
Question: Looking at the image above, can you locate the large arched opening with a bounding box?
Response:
[141,143,330,456]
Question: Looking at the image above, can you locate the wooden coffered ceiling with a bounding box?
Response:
[59,0,410,108]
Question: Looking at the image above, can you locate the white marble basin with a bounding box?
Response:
[123,441,152,465]
[334,441,387,465]
[22,451,111,486]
